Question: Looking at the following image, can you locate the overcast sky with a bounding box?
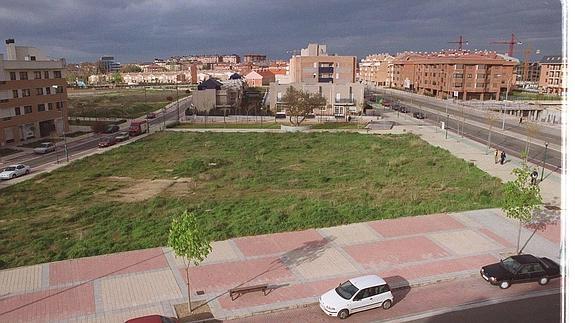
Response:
[0,0,564,63]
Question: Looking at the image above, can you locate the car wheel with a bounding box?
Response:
[11,174,16,179]
[539,277,549,285]
[382,299,392,310]
[499,281,510,289]
[25,169,30,175]
[337,309,349,319]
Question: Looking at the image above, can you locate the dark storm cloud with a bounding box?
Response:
[0,0,563,62]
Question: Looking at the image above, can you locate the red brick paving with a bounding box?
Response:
[233,230,325,257]
[479,228,514,248]
[369,214,465,237]
[49,248,168,286]
[0,283,94,322]
[381,254,499,284]
[344,236,451,269]
[535,222,561,244]
[185,256,294,292]
[218,278,341,310]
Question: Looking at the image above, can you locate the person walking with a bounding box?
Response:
[500,151,506,165]
[494,149,499,164]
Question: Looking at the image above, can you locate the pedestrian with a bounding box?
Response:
[500,151,506,165]
[494,149,499,164]
[519,117,523,124]
[530,170,539,185]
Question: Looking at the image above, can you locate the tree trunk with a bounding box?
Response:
[516,223,522,254]
[186,262,192,312]
[519,228,539,254]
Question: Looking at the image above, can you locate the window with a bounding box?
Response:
[12,90,18,98]
[277,92,282,100]
[44,71,50,79]
[34,71,42,79]
[24,105,33,114]
[55,86,64,94]
[467,74,473,78]
[14,107,21,115]
[313,62,317,68]
[477,74,485,79]
[335,73,339,79]
[375,284,391,294]
[36,88,43,95]
[38,104,46,112]
[454,73,463,78]
[22,89,31,97]
[48,102,54,110]
[45,87,51,95]
[19,72,28,80]
[10,72,16,80]
[56,101,64,110]
[53,71,62,78]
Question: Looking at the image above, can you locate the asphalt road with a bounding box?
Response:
[405,292,561,323]
[368,90,562,173]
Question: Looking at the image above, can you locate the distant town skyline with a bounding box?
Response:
[0,0,564,63]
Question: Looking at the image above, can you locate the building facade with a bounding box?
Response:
[0,39,68,146]
[190,78,244,113]
[244,70,275,87]
[268,43,364,117]
[392,50,518,100]
[358,54,394,87]
[97,56,120,73]
[538,56,567,95]
[243,54,267,63]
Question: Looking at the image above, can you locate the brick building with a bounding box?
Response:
[358,54,394,87]
[538,55,567,95]
[0,39,68,146]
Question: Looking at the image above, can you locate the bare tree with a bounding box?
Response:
[284,86,326,126]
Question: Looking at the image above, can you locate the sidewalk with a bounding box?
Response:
[0,208,560,322]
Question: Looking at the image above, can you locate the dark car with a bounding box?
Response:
[480,254,561,289]
[103,125,120,134]
[146,112,157,119]
[98,136,117,148]
[399,106,409,113]
[413,112,425,119]
[391,104,400,111]
[125,315,176,323]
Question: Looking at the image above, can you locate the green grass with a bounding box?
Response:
[0,132,503,269]
[508,91,562,101]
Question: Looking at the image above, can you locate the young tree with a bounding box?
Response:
[502,161,543,254]
[283,86,326,126]
[168,210,212,311]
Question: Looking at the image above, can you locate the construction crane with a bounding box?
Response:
[491,33,522,57]
[448,35,469,51]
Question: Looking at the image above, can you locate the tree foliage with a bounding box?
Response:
[168,210,212,310]
[502,162,543,253]
[121,64,143,73]
[283,86,326,126]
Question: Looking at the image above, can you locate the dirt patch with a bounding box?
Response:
[174,301,214,322]
[105,176,195,201]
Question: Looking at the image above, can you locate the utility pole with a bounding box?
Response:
[540,142,549,182]
[53,85,69,162]
[445,115,449,139]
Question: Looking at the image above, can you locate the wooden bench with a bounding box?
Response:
[229,284,269,300]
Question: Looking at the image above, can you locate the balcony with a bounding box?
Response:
[319,66,334,74]
[334,98,355,105]
[318,77,333,83]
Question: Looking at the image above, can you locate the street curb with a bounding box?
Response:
[203,270,478,322]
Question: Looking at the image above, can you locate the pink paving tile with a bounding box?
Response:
[218,277,341,310]
[233,229,325,257]
[479,228,514,248]
[344,236,450,269]
[184,256,294,292]
[380,254,499,284]
[535,222,561,244]
[50,247,168,286]
[369,213,465,237]
[0,283,94,322]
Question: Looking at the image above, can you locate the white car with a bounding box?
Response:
[33,142,56,154]
[319,275,393,319]
[0,164,31,180]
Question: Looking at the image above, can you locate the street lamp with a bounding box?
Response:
[52,85,69,162]
[540,142,549,182]
[445,114,449,139]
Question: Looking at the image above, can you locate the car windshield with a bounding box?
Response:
[335,280,359,300]
[501,257,522,274]
[40,143,51,147]
[4,166,16,171]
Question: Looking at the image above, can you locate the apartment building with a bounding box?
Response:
[190,78,244,113]
[243,54,266,63]
[0,39,68,146]
[358,54,394,87]
[97,56,120,73]
[392,50,518,100]
[514,62,541,84]
[268,43,364,117]
[538,56,566,95]
[221,55,241,64]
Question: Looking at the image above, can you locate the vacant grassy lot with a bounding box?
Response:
[68,88,179,118]
[174,122,366,129]
[0,132,503,269]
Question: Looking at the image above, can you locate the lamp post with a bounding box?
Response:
[540,142,549,182]
[52,85,69,162]
[445,114,449,139]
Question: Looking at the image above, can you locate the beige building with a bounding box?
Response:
[268,43,364,117]
[358,54,394,87]
[538,56,566,95]
[190,78,244,114]
[0,39,68,146]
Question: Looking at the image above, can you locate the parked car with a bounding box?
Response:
[399,106,409,113]
[480,254,561,289]
[319,275,393,319]
[125,315,176,323]
[115,131,130,142]
[33,142,56,154]
[103,125,120,134]
[98,137,117,148]
[146,112,157,119]
[0,164,31,180]
[413,112,425,119]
